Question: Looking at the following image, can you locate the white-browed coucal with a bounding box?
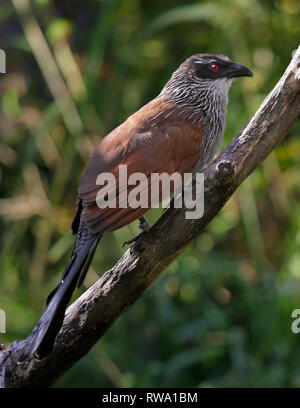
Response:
[20,53,252,361]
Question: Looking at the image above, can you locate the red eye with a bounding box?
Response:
[211,64,219,71]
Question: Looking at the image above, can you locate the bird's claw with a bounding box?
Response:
[122,217,150,247]
[122,232,143,247]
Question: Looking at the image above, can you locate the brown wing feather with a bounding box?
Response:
[76,96,204,234]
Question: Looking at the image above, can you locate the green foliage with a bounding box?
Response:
[1,0,300,387]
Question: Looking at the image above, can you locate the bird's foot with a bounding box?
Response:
[137,216,150,233]
[122,217,150,247]
[122,232,143,247]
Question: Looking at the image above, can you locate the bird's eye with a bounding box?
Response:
[210,64,219,71]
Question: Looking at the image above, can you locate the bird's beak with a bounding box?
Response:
[227,62,253,78]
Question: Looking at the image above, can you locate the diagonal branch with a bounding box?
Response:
[1,46,300,388]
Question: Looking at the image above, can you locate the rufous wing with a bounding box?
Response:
[76,96,204,234]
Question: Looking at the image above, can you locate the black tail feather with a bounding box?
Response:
[19,232,102,362]
[45,256,75,306]
[77,233,102,288]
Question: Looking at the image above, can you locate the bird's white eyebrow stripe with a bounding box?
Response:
[194,59,216,64]
[195,59,229,66]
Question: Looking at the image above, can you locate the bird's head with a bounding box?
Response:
[187,54,253,81]
[161,53,253,106]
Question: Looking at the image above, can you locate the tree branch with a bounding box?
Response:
[1,46,300,388]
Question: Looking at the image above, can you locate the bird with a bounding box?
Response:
[19,53,252,362]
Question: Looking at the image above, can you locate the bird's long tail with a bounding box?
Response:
[19,228,102,362]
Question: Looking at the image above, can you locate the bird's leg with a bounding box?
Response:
[138,216,150,232]
[122,216,150,247]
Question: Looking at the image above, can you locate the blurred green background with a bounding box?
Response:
[1,0,300,388]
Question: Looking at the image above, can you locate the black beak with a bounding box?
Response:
[227,62,253,78]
